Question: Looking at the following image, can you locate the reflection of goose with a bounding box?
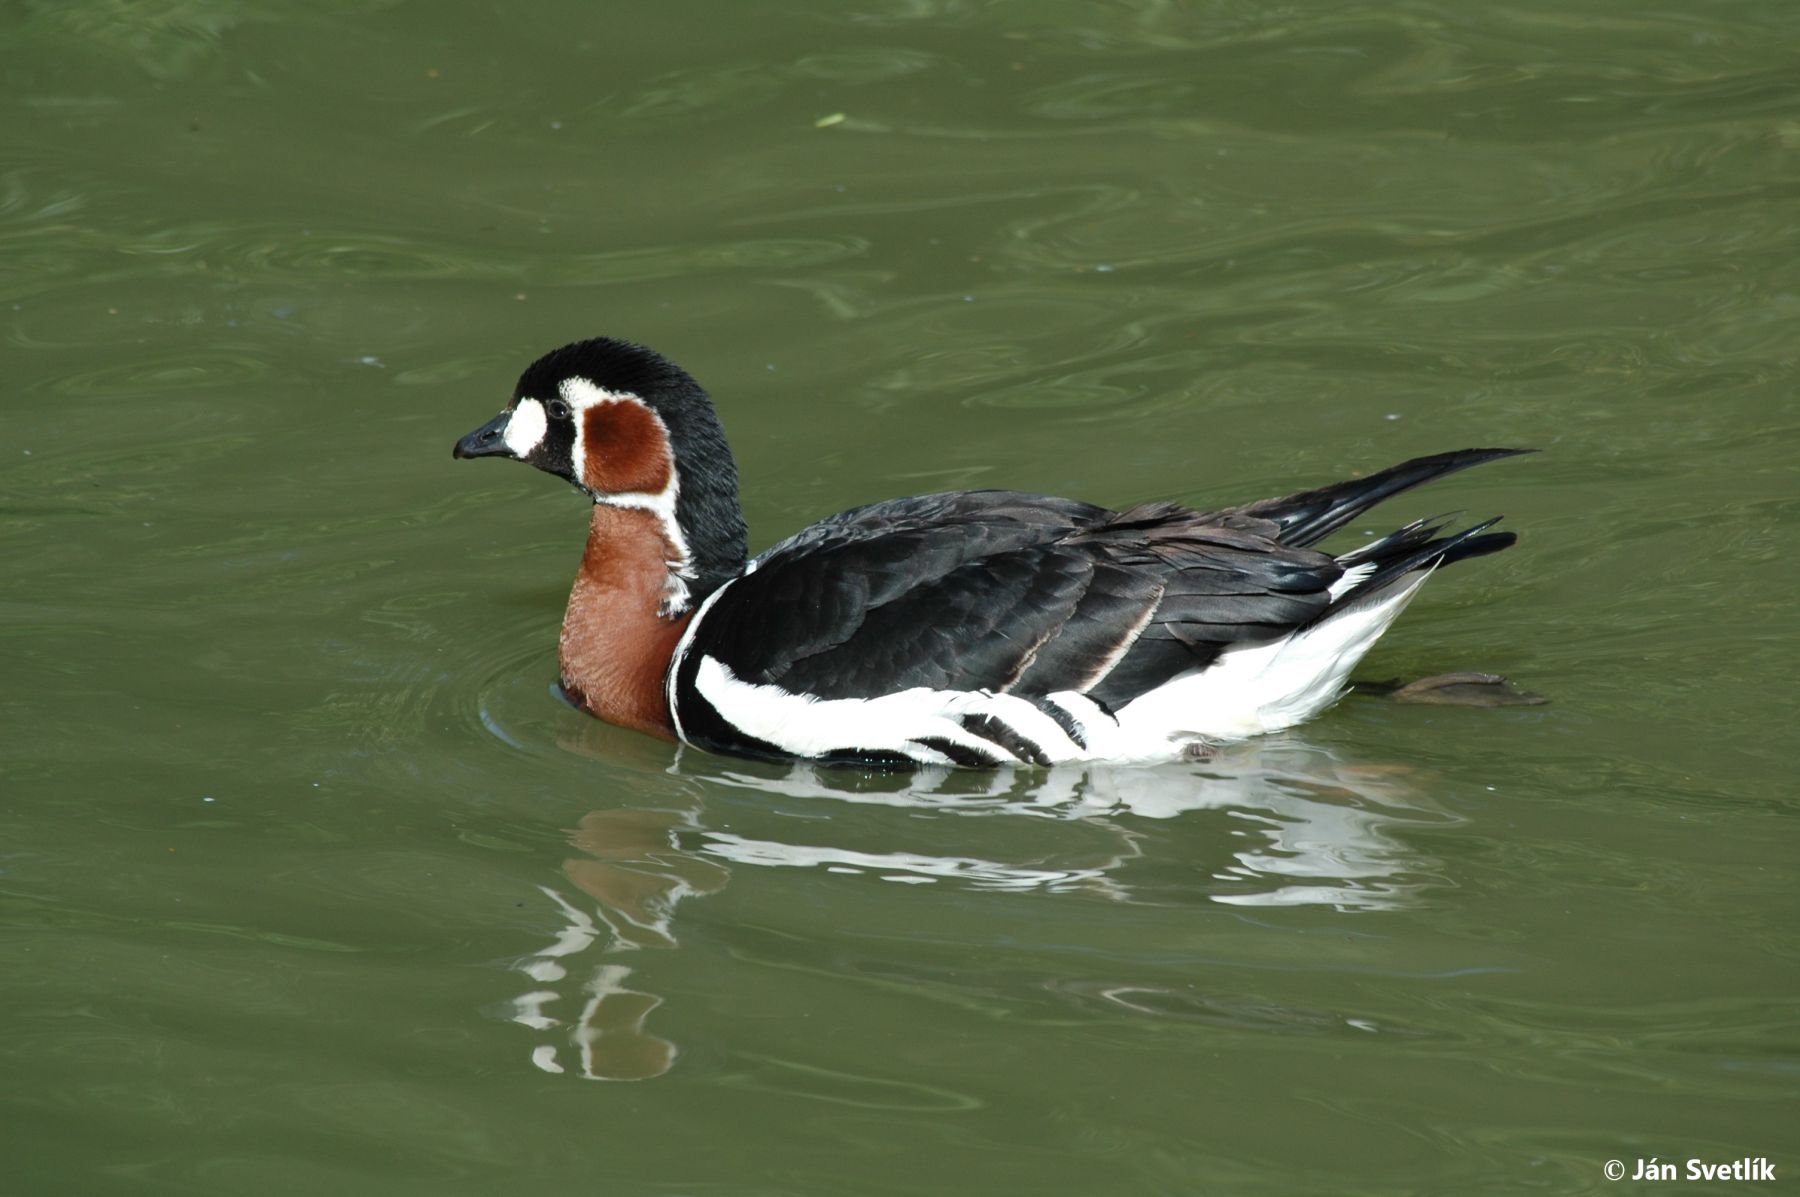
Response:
[455,336,1529,765]
[508,809,725,1081]
[507,738,1443,1078]
[693,737,1440,910]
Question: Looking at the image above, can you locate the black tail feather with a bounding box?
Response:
[1235,448,1534,548]
[1338,512,1457,565]
[1306,516,1513,629]
[1437,529,1517,567]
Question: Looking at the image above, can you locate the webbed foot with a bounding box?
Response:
[1357,672,1548,707]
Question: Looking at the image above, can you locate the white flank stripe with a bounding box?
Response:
[690,656,1103,763]
[665,577,740,746]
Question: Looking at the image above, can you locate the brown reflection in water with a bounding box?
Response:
[512,806,726,1081]
[564,807,729,949]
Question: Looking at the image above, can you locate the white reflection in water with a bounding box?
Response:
[700,737,1436,910]
[509,736,1447,1079]
[701,833,1131,897]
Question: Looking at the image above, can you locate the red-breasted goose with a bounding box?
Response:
[454,337,1529,767]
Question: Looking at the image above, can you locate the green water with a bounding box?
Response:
[5,1,1797,1193]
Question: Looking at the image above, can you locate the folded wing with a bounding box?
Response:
[680,490,1343,710]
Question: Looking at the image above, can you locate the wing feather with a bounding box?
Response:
[682,491,1342,712]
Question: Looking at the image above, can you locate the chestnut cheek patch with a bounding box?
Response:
[583,401,674,495]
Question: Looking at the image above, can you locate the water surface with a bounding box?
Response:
[4,1,1797,1193]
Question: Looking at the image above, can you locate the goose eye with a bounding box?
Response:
[546,398,571,421]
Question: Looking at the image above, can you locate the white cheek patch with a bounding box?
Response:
[503,397,549,457]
